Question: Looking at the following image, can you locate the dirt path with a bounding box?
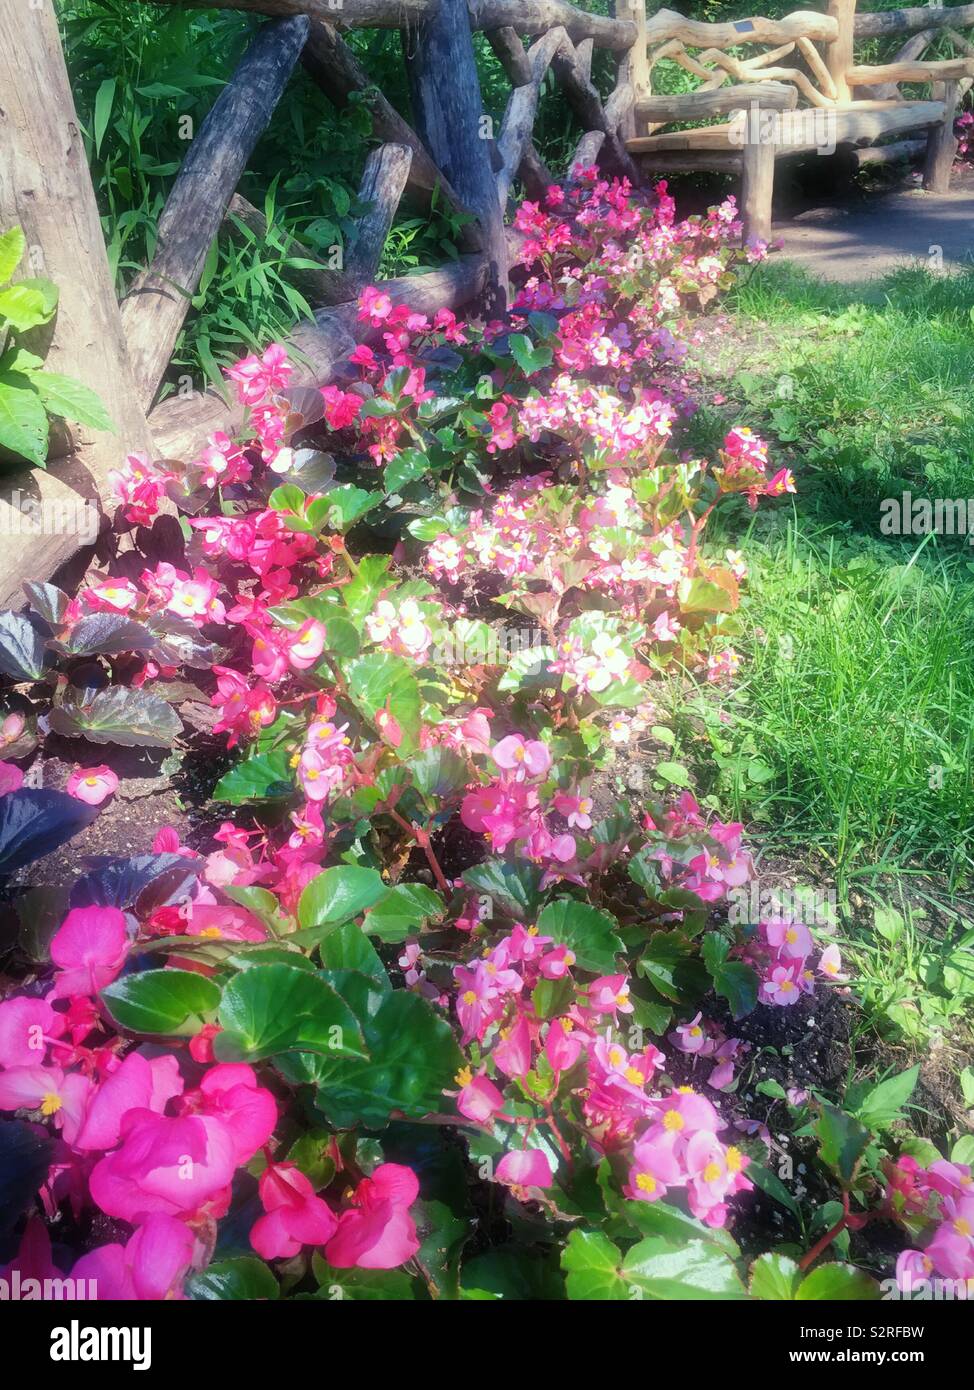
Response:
[775,167,974,282]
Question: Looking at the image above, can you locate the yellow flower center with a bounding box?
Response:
[726,1146,744,1173]
[636,1172,657,1193]
[455,1066,473,1087]
[624,1067,645,1086]
[702,1161,722,1184]
[40,1092,62,1116]
[662,1110,684,1132]
[462,990,477,1005]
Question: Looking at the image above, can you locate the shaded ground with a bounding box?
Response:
[776,167,974,282]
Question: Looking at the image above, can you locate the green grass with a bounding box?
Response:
[693,260,974,512]
[669,262,974,897]
[685,511,974,887]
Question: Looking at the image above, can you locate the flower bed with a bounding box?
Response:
[0,174,967,1304]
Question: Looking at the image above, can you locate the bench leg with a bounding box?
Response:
[741,128,775,247]
[923,79,959,193]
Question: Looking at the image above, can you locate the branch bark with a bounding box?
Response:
[0,0,156,608]
[119,15,310,411]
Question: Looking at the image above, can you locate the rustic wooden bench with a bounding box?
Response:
[617,2,974,245]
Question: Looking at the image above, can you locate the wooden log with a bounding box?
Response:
[629,149,744,172]
[569,130,606,173]
[404,0,508,313]
[517,142,556,198]
[496,26,571,205]
[852,137,926,165]
[847,57,974,85]
[923,79,959,191]
[604,80,636,130]
[741,121,775,246]
[486,25,570,186]
[575,36,594,84]
[470,0,636,51]
[859,30,934,101]
[644,8,838,49]
[119,16,309,412]
[635,81,798,122]
[148,256,492,461]
[301,19,479,247]
[826,0,856,103]
[854,4,974,38]
[796,36,839,101]
[698,46,837,108]
[550,36,640,178]
[143,0,436,29]
[0,0,156,607]
[346,143,413,285]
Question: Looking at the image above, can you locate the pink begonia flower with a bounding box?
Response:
[250,1163,338,1260]
[818,944,847,981]
[454,1069,505,1124]
[325,1164,421,1270]
[587,974,634,1017]
[89,1111,238,1224]
[0,995,61,1067]
[0,1213,64,1286]
[624,1135,683,1203]
[86,578,140,613]
[72,1052,183,1152]
[764,917,812,959]
[545,1017,582,1072]
[553,791,594,830]
[671,1011,708,1055]
[287,619,327,672]
[646,1088,723,1140]
[492,735,551,780]
[493,1016,533,1079]
[763,964,801,1006]
[925,1200,974,1280]
[496,1149,553,1192]
[188,1063,278,1166]
[66,764,119,806]
[72,1214,195,1301]
[708,1060,736,1092]
[0,760,24,794]
[185,903,268,944]
[896,1248,936,1294]
[48,905,129,999]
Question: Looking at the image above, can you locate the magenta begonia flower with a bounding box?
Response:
[325,1163,420,1270]
[66,764,119,806]
[250,1163,338,1260]
[0,760,24,795]
[89,1111,238,1224]
[72,1214,195,1300]
[73,1052,183,1152]
[0,996,60,1067]
[49,905,129,999]
[189,1062,278,1165]
[491,734,551,780]
[496,1149,553,1192]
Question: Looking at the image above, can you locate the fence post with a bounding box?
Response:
[403,0,508,313]
[826,0,857,102]
[615,0,648,141]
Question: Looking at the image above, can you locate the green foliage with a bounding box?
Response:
[0,225,110,468]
